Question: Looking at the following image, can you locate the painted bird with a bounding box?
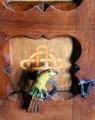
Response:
[27,69,58,113]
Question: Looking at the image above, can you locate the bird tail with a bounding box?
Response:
[27,95,40,113]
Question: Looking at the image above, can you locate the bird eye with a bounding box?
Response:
[48,70,51,73]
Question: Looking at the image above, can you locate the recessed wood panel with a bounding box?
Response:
[9,37,81,101]
[9,37,73,91]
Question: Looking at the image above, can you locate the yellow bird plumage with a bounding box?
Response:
[27,69,58,113]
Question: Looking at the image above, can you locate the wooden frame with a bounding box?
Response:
[0,0,95,120]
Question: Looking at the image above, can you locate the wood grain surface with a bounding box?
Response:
[0,41,10,96]
[8,0,72,2]
[0,0,95,120]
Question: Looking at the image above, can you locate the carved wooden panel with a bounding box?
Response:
[0,0,95,120]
